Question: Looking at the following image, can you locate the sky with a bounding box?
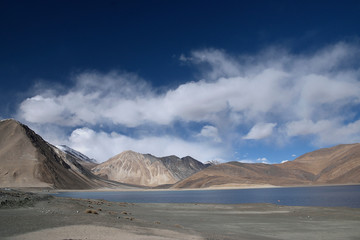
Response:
[1,0,360,163]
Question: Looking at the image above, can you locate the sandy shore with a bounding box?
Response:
[1,189,360,240]
[49,183,360,193]
[49,183,278,193]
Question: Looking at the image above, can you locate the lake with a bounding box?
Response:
[54,185,360,208]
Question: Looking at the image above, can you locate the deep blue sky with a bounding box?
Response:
[1,0,360,163]
[2,1,359,92]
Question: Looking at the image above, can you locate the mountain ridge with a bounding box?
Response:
[92,150,208,187]
[173,143,360,188]
[1,119,359,189]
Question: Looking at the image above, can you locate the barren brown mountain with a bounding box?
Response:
[173,143,360,188]
[0,119,126,189]
[281,143,360,184]
[92,151,207,187]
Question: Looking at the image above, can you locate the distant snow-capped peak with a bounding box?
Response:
[56,145,98,164]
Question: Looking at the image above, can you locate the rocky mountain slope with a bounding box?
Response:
[173,143,360,188]
[56,145,98,170]
[158,155,209,180]
[92,151,208,187]
[0,119,127,189]
[280,143,360,184]
[173,162,313,188]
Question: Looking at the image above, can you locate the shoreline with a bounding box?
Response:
[48,183,360,193]
[1,189,360,240]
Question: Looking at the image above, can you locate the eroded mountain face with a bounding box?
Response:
[173,143,360,188]
[0,119,124,189]
[92,151,208,187]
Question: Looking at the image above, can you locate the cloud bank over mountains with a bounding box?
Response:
[17,42,360,162]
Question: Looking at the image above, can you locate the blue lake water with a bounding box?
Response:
[54,185,360,208]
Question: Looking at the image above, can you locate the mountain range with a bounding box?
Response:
[0,119,359,189]
[92,151,208,187]
[174,143,360,188]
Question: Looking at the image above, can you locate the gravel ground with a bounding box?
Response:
[1,189,359,240]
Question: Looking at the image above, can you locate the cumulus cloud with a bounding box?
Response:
[197,125,221,142]
[239,157,269,164]
[286,119,360,146]
[19,71,152,127]
[238,159,255,163]
[187,49,242,80]
[66,127,222,162]
[16,41,360,161]
[257,157,269,163]
[19,43,360,132]
[243,123,277,140]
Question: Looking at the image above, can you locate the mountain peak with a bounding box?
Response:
[110,150,145,161]
[0,119,121,189]
[121,150,141,155]
[0,118,23,128]
[0,118,19,123]
[92,151,208,187]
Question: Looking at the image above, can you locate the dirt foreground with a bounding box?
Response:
[1,189,360,240]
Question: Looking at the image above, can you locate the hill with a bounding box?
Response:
[0,119,127,189]
[282,143,360,184]
[173,143,360,188]
[92,151,208,187]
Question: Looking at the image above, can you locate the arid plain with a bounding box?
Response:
[1,189,360,240]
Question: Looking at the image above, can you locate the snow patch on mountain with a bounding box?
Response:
[56,145,98,164]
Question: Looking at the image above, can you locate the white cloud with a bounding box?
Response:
[256,157,269,163]
[286,119,333,136]
[286,119,360,146]
[197,125,221,142]
[19,71,153,127]
[16,42,360,161]
[188,49,241,80]
[179,53,192,62]
[291,154,296,157]
[281,160,289,163]
[19,95,68,125]
[238,159,255,164]
[66,127,223,163]
[19,44,360,133]
[239,157,269,164]
[243,123,277,140]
